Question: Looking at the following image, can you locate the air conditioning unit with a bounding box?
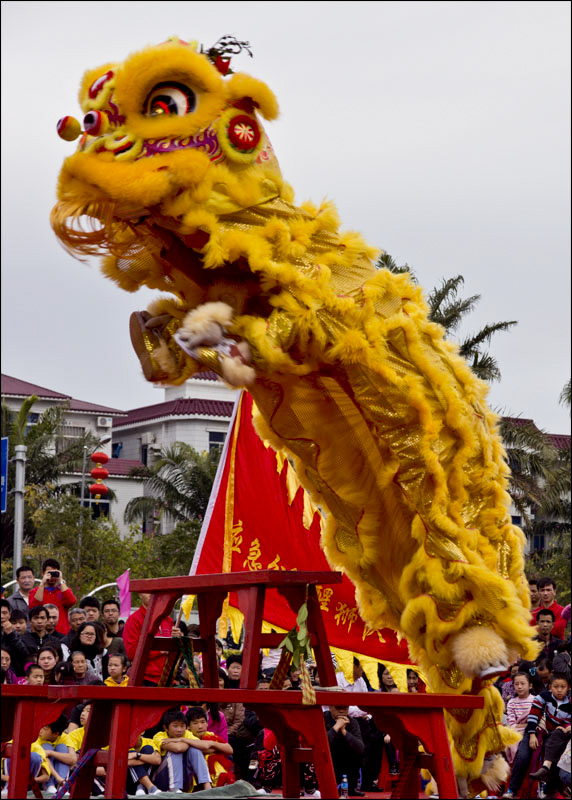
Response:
[97,416,112,427]
[141,432,157,445]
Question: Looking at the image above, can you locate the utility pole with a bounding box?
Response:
[78,445,88,571]
[13,445,27,580]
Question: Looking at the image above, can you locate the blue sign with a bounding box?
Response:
[1,437,8,513]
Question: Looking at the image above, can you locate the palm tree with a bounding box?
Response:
[376,254,517,382]
[559,378,571,411]
[124,443,221,531]
[1,397,101,559]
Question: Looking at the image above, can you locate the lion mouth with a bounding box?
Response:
[137,127,223,163]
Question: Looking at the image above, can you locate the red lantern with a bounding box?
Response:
[89,483,109,497]
[91,452,109,465]
[90,466,109,480]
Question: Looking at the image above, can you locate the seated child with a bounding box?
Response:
[104,653,129,687]
[503,670,571,798]
[151,709,213,792]
[33,715,77,793]
[505,672,536,766]
[528,672,571,789]
[25,663,45,685]
[186,706,234,786]
[1,741,52,794]
[127,734,161,796]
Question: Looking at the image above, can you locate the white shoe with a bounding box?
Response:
[45,788,58,796]
[147,788,161,795]
[1,789,7,799]
[136,787,147,796]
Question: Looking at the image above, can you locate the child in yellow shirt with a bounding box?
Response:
[152,709,213,792]
[104,653,129,687]
[33,715,77,794]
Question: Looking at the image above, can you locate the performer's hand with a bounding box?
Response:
[384,734,391,744]
[171,626,183,639]
[529,733,539,749]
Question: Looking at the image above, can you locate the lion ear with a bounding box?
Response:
[224,73,279,120]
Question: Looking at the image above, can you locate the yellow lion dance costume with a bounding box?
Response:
[52,36,539,789]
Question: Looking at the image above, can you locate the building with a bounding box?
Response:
[1,374,125,458]
[3,373,569,547]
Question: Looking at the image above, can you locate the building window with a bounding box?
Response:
[533,534,545,552]
[209,431,226,453]
[25,412,40,435]
[511,515,522,527]
[141,444,148,466]
[112,442,123,459]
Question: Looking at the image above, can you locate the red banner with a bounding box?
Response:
[191,391,410,665]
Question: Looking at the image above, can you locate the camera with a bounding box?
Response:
[49,570,60,578]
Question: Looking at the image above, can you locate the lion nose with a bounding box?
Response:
[57,116,82,141]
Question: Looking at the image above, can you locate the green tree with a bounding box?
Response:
[377,253,517,382]
[124,443,221,529]
[0,397,101,560]
[26,490,163,596]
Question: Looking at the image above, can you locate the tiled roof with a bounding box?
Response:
[1,374,126,416]
[68,398,127,415]
[1,374,69,400]
[106,458,146,476]
[192,371,220,381]
[113,397,234,427]
[547,433,571,451]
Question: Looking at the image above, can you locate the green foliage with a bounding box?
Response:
[1,398,102,560]
[525,531,571,606]
[125,443,220,527]
[278,602,312,668]
[376,253,517,383]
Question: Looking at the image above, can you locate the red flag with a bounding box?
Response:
[191,391,410,668]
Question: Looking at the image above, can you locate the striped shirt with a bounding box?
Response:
[506,694,536,733]
[525,689,571,735]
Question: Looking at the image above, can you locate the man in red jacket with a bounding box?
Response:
[29,559,77,635]
[531,577,566,639]
[123,592,182,686]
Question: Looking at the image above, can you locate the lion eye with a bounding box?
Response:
[144,82,197,117]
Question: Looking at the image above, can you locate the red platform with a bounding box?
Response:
[1,571,484,799]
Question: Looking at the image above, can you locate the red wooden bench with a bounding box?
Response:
[1,571,484,798]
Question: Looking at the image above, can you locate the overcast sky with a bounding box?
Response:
[1,1,570,433]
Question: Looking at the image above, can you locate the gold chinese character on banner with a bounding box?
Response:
[317,586,333,611]
[243,538,263,570]
[334,602,358,633]
[268,554,287,570]
[231,521,243,554]
[362,624,386,643]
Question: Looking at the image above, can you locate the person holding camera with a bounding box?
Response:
[28,560,77,635]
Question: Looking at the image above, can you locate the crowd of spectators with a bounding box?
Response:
[0,564,570,798]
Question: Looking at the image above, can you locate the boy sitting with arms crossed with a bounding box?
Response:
[33,715,77,795]
[151,709,213,793]
[187,707,235,786]
[503,671,571,798]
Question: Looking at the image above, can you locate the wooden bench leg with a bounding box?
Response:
[7,700,34,800]
[105,703,132,799]
[255,705,339,800]
[236,586,266,688]
[71,701,112,800]
[423,710,458,800]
